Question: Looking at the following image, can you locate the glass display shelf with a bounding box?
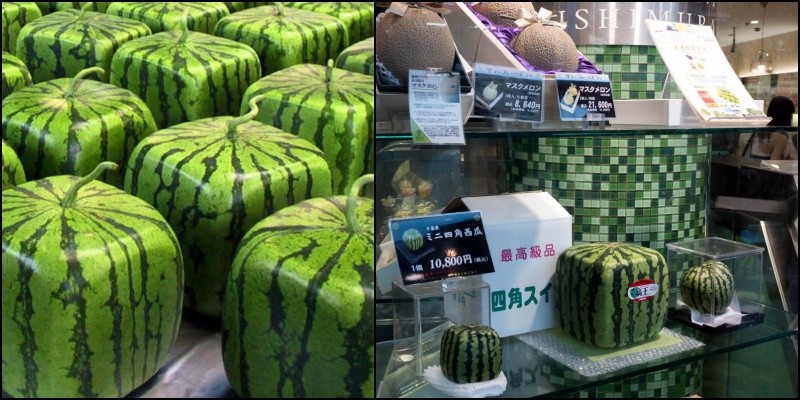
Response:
[376,300,798,398]
[376,120,780,141]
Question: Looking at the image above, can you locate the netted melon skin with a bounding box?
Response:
[473,2,536,27]
[511,24,579,73]
[376,7,455,85]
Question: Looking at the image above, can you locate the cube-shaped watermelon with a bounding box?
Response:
[214,4,348,75]
[335,37,374,76]
[242,61,373,194]
[15,7,151,83]
[106,2,230,34]
[284,1,374,44]
[2,2,42,55]
[2,51,33,100]
[124,110,333,318]
[35,2,111,14]
[110,28,261,128]
[222,2,271,13]
[2,67,158,187]
[554,242,669,348]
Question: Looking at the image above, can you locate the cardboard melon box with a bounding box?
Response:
[377,191,573,338]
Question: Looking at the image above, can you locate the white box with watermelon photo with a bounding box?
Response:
[666,237,765,329]
[442,191,573,338]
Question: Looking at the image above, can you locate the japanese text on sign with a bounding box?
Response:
[491,283,553,312]
[499,243,557,262]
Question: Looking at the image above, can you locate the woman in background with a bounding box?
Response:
[737,95,794,160]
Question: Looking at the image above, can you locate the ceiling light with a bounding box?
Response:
[749,20,759,24]
[750,3,773,73]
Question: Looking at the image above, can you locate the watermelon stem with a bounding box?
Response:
[66,67,105,98]
[77,2,92,19]
[325,59,334,84]
[227,95,266,138]
[61,162,118,208]
[346,174,374,233]
[179,9,190,44]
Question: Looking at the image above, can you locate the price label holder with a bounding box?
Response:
[389,211,495,286]
[555,72,616,121]
[408,69,465,145]
[473,62,545,123]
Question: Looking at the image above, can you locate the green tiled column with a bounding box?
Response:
[511,135,709,252]
[579,45,673,100]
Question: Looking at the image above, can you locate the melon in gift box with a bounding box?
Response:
[15,3,151,83]
[242,60,373,195]
[124,96,333,318]
[2,66,158,187]
[554,242,669,348]
[2,51,33,100]
[213,3,348,75]
[110,18,261,129]
[336,37,374,76]
[2,162,183,398]
[106,2,230,34]
[284,1,374,44]
[2,2,42,55]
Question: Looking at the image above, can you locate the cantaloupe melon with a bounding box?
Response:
[511,23,579,72]
[473,2,536,27]
[376,6,455,85]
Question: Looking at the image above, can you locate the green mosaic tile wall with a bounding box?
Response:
[510,135,709,252]
[540,355,703,398]
[579,45,670,100]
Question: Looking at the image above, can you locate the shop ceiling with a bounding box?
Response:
[714,2,798,47]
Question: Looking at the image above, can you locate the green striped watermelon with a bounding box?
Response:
[402,228,423,251]
[284,1,374,44]
[2,67,158,187]
[554,242,669,348]
[2,162,183,398]
[335,37,374,76]
[2,139,26,190]
[440,324,502,384]
[106,2,230,34]
[680,260,734,315]
[242,60,373,194]
[35,2,111,14]
[110,18,261,129]
[124,96,332,318]
[16,4,151,83]
[213,3,349,75]
[2,2,42,55]
[2,51,33,100]
[222,2,272,13]
[221,174,374,397]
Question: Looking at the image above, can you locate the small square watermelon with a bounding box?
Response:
[106,2,229,34]
[214,4,348,75]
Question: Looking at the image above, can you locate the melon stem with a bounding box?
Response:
[346,174,374,233]
[275,3,284,16]
[227,95,266,139]
[61,162,118,208]
[325,59,334,84]
[178,9,190,44]
[77,2,92,19]
[65,67,105,98]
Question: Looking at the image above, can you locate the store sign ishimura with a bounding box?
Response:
[534,2,716,45]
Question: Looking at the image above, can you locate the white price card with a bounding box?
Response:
[408,70,465,145]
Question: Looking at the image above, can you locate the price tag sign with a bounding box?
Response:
[473,63,544,122]
[408,69,465,145]
[555,72,616,121]
[390,211,495,286]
